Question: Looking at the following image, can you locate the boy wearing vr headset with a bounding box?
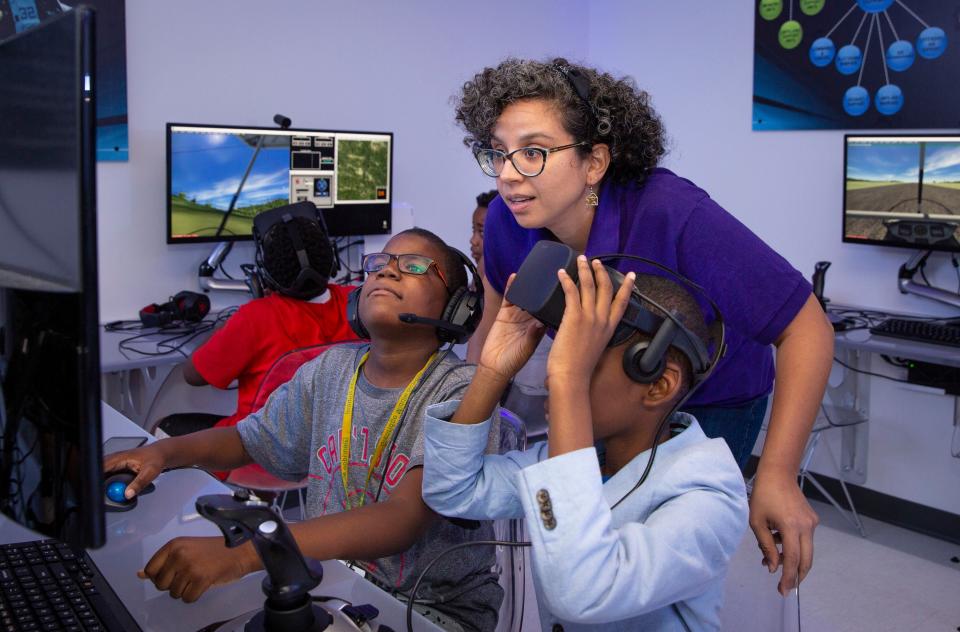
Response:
[164,205,356,438]
[422,246,748,631]
[106,229,503,631]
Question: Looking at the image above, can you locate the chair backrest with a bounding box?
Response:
[250,339,360,412]
[493,407,528,632]
[498,407,526,455]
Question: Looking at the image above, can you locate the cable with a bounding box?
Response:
[405,540,531,632]
[336,240,364,252]
[832,356,912,384]
[952,254,960,295]
[103,320,146,332]
[951,422,960,459]
[796,582,802,632]
[879,354,910,368]
[818,403,864,429]
[114,306,238,360]
[334,237,363,278]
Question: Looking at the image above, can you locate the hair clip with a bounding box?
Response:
[553,64,600,129]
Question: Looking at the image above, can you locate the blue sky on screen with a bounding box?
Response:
[923,144,960,183]
[847,142,921,183]
[848,141,960,184]
[170,132,290,210]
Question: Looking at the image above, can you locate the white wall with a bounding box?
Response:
[98,0,590,320]
[587,1,960,514]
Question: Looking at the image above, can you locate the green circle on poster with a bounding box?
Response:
[779,20,803,49]
[759,0,783,21]
[800,0,825,15]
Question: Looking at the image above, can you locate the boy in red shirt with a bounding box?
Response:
[159,213,356,436]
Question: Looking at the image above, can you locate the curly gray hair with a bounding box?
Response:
[454,57,666,186]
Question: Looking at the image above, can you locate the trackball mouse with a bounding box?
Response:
[104,471,155,512]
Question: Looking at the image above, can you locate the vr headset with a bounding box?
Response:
[250,201,339,300]
[505,241,725,387]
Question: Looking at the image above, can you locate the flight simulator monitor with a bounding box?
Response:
[167,123,393,242]
[844,135,960,253]
[0,8,105,549]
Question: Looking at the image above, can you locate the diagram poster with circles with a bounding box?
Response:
[753,0,960,130]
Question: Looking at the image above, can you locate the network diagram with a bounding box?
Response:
[758,0,948,117]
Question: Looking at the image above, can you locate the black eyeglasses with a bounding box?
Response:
[473,142,588,178]
[362,253,448,287]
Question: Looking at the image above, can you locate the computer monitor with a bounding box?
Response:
[167,123,393,242]
[0,8,105,549]
[843,134,960,253]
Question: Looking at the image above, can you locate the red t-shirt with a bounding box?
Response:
[192,285,357,428]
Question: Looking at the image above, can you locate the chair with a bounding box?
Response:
[224,341,350,520]
[493,408,528,632]
[796,405,867,537]
[747,404,867,538]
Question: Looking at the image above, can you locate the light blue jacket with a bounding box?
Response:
[422,403,748,631]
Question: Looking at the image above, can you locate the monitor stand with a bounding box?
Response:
[897,251,960,310]
[197,115,295,296]
[199,242,250,293]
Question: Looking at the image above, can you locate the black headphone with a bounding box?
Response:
[505,241,725,387]
[248,201,340,300]
[346,247,483,345]
[139,291,211,328]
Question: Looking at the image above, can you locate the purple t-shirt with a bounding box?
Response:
[483,168,811,407]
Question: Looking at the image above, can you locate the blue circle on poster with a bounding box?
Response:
[886,40,915,71]
[856,0,893,12]
[810,37,836,66]
[843,86,870,116]
[875,84,903,115]
[917,27,947,59]
[836,45,862,75]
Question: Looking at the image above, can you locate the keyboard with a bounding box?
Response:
[869,318,960,348]
[0,540,140,632]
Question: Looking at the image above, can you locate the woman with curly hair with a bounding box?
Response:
[456,57,832,599]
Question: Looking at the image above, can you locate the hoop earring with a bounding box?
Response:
[586,185,599,207]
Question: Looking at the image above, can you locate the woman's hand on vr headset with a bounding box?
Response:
[477,273,547,383]
[548,257,636,383]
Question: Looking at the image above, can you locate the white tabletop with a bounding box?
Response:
[1,403,443,632]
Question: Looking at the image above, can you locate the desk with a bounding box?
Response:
[0,403,442,632]
[827,322,960,485]
[99,325,215,430]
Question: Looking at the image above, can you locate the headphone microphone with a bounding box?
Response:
[398,312,470,338]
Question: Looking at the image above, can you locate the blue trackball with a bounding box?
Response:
[106,481,128,503]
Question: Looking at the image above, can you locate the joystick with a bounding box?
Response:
[196,492,331,632]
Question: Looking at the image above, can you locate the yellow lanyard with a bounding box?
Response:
[340,350,437,509]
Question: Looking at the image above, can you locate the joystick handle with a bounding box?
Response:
[812,261,831,309]
[196,493,323,618]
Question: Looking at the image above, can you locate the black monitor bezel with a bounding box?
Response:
[0,7,104,549]
[842,133,960,254]
[165,122,394,243]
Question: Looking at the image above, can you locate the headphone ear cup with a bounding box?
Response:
[172,291,210,322]
[434,248,484,345]
[622,339,666,384]
[139,303,170,328]
[346,287,369,339]
[438,287,468,344]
